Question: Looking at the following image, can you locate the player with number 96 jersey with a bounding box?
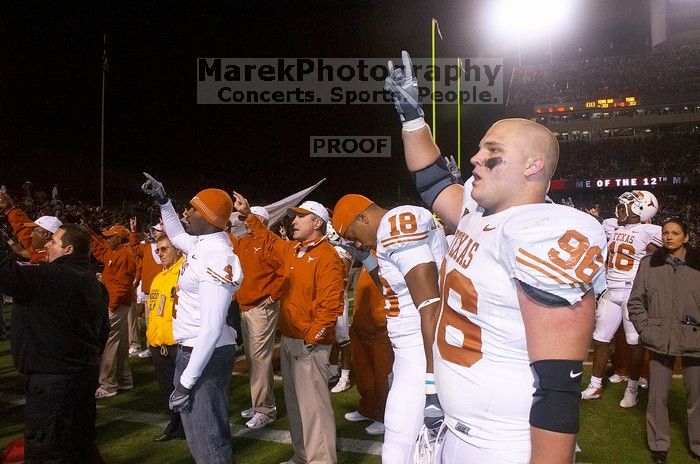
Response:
[434,181,607,462]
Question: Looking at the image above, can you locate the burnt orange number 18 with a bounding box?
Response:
[388,213,417,236]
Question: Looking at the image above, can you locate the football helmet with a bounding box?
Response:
[615,190,658,223]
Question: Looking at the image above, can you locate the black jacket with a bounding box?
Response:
[0,252,109,375]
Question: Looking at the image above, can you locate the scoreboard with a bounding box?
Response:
[534,96,638,114]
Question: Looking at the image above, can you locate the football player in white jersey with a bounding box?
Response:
[332,194,447,464]
[385,51,607,464]
[581,190,661,408]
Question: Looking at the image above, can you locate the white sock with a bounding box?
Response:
[627,380,639,390]
[340,369,350,381]
[590,376,602,388]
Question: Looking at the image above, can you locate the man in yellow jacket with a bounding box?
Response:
[147,235,185,442]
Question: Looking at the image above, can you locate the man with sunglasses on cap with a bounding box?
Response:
[0,192,62,263]
[91,223,137,399]
[142,173,242,464]
[232,192,345,464]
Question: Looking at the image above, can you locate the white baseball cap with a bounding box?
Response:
[290,201,329,223]
[250,206,270,222]
[24,215,63,234]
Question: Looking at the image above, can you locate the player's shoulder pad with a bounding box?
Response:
[377,205,437,251]
[501,204,607,305]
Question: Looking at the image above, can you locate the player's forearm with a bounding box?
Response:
[159,200,194,254]
[420,304,439,372]
[402,126,441,172]
[530,427,576,464]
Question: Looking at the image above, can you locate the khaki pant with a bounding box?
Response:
[241,301,279,418]
[647,353,700,455]
[128,303,143,349]
[99,304,132,393]
[281,336,336,464]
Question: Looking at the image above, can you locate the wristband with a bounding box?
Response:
[425,373,437,394]
[417,297,440,311]
[402,117,427,132]
[362,254,378,272]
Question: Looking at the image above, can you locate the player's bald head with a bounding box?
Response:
[490,118,559,181]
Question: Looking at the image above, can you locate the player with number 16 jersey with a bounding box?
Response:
[434,180,607,461]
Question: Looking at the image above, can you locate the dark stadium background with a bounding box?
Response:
[0,0,671,207]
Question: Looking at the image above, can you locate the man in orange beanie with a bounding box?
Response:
[142,173,242,464]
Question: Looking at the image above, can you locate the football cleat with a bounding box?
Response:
[581,383,603,400]
[619,386,638,408]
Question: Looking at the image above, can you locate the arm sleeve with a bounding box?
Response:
[160,200,197,254]
[90,233,110,264]
[246,214,289,265]
[627,257,650,332]
[502,207,608,306]
[6,207,36,253]
[178,255,241,388]
[305,252,345,344]
[0,256,38,300]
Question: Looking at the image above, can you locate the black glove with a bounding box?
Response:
[168,383,192,413]
[384,51,425,128]
[141,172,168,205]
[424,393,444,432]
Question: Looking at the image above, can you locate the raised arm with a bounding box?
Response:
[141,172,197,254]
[385,51,464,230]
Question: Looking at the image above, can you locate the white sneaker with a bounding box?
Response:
[246,412,274,430]
[639,377,649,389]
[95,387,117,399]
[365,421,385,435]
[331,377,351,393]
[608,373,629,383]
[241,407,255,419]
[344,410,370,422]
[128,346,142,357]
[620,386,638,408]
[137,349,151,358]
[581,383,603,400]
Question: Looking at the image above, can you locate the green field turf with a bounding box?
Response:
[1,302,698,463]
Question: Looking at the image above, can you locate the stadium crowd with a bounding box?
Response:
[508,46,700,105]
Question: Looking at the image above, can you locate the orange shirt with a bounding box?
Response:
[230,230,284,308]
[91,235,137,310]
[351,266,388,338]
[6,206,46,263]
[136,242,163,294]
[247,215,345,345]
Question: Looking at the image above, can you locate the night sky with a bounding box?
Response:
[2,1,648,208]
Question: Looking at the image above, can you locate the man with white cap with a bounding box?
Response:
[229,205,284,430]
[142,173,242,464]
[0,193,62,263]
[233,193,345,464]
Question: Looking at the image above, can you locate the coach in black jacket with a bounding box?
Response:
[0,223,109,463]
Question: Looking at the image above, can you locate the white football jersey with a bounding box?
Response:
[434,178,606,457]
[604,220,661,288]
[375,205,447,347]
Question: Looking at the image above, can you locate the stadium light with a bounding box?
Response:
[489,0,574,65]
